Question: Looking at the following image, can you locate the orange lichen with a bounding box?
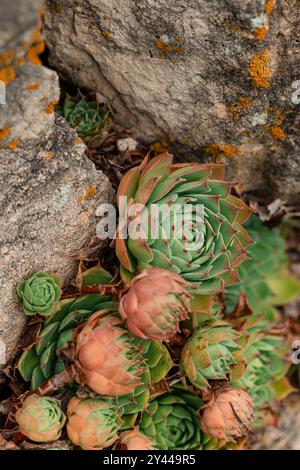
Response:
[249,50,271,89]
[50,3,61,13]
[0,50,15,66]
[269,126,285,140]
[27,40,45,65]
[14,57,25,66]
[0,128,11,140]
[77,185,96,204]
[101,31,112,42]
[45,99,59,113]
[175,46,185,55]
[155,38,173,54]
[255,25,269,41]
[7,138,20,150]
[76,136,82,145]
[27,81,40,91]
[264,0,276,14]
[0,67,16,85]
[175,35,183,42]
[205,144,240,162]
[227,97,251,120]
[43,151,55,160]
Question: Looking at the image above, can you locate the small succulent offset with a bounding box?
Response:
[117,429,157,450]
[116,153,252,294]
[201,388,254,442]
[120,267,191,341]
[17,272,61,316]
[66,397,122,450]
[139,389,204,450]
[75,312,146,396]
[59,93,111,141]
[181,320,240,390]
[15,395,66,443]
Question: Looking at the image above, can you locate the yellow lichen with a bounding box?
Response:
[264,0,276,14]
[77,185,96,204]
[0,128,11,140]
[205,144,240,162]
[0,67,16,85]
[255,25,269,41]
[45,99,59,113]
[7,138,20,150]
[227,97,251,120]
[249,50,272,89]
[27,81,40,91]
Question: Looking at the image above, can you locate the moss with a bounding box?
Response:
[249,50,272,89]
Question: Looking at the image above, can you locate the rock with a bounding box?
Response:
[44,0,300,206]
[252,393,300,450]
[0,4,114,365]
[0,0,43,49]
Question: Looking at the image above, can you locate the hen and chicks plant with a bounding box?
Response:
[14,153,299,450]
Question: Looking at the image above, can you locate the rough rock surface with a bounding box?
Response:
[45,0,300,206]
[0,1,114,365]
[252,393,300,450]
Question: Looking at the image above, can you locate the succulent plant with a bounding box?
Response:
[225,214,300,315]
[118,429,157,450]
[139,389,204,450]
[66,397,122,450]
[116,339,173,429]
[120,267,191,341]
[115,153,252,294]
[181,320,240,390]
[18,294,116,389]
[15,395,66,443]
[201,388,254,442]
[230,314,290,409]
[17,272,61,316]
[75,312,146,396]
[59,94,111,141]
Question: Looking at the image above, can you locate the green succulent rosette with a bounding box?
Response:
[59,94,111,141]
[230,314,292,410]
[18,293,117,389]
[115,153,252,294]
[181,320,241,390]
[225,215,300,315]
[17,272,61,316]
[139,389,204,450]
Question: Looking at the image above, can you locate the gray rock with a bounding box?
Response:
[0,18,114,365]
[0,0,43,50]
[44,0,300,206]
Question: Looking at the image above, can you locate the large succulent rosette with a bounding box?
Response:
[115,153,252,294]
